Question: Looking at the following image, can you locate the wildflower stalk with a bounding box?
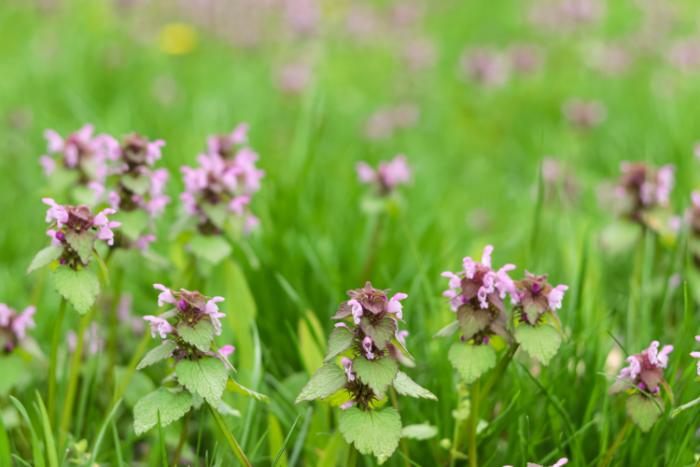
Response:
[389,387,411,467]
[172,410,192,465]
[59,307,94,447]
[346,444,357,466]
[111,331,151,406]
[599,419,631,467]
[361,215,385,279]
[208,403,252,466]
[47,298,66,425]
[467,381,480,467]
[671,395,700,417]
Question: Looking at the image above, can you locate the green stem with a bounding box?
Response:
[481,343,519,396]
[346,444,357,466]
[47,299,66,426]
[390,388,410,467]
[208,403,252,467]
[671,395,700,418]
[361,215,385,280]
[172,410,191,466]
[111,331,151,406]
[449,415,463,467]
[467,382,480,467]
[599,419,631,467]
[59,308,94,447]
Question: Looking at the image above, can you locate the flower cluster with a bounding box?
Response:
[0,304,35,353]
[42,198,120,268]
[363,104,419,140]
[180,124,263,235]
[356,155,411,196]
[512,272,568,326]
[616,340,673,394]
[144,284,227,342]
[562,99,606,130]
[459,44,542,87]
[614,162,675,225]
[441,245,515,342]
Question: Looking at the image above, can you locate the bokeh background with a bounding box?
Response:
[2,0,700,465]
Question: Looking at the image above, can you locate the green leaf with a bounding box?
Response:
[626,394,664,432]
[133,388,193,435]
[456,305,491,340]
[514,324,562,365]
[175,357,229,404]
[65,230,96,264]
[295,362,346,403]
[448,343,496,384]
[227,379,269,402]
[53,267,100,314]
[136,341,177,370]
[177,320,215,352]
[353,357,399,397]
[121,174,151,196]
[215,400,241,418]
[118,210,150,241]
[360,316,396,349]
[338,407,402,464]
[27,245,63,274]
[190,235,232,265]
[392,371,437,400]
[434,321,460,338]
[401,424,438,440]
[202,203,229,230]
[0,354,29,394]
[324,327,354,362]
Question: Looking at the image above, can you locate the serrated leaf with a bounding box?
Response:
[118,210,150,240]
[133,388,193,435]
[401,424,438,440]
[176,357,229,404]
[324,327,354,362]
[448,343,496,384]
[227,379,269,402]
[456,305,491,340]
[392,371,437,400]
[202,203,229,230]
[360,317,396,349]
[65,231,95,264]
[215,400,241,418]
[514,324,562,365]
[136,341,177,370]
[338,407,401,464]
[53,267,100,314]
[121,174,151,196]
[434,321,460,338]
[190,235,232,265]
[295,362,346,403]
[177,320,214,352]
[626,394,663,432]
[27,245,63,273]
[354,357,399,397]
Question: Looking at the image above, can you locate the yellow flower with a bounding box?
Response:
[157,23,197,55]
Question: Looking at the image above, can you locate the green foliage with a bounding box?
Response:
[338,407,402,464]
[360,316,396,348]
[392,371,437,400]
[133,388,193,435]
[65,230,95,264]
[448,343,497,384]
[401,424,438,440]
[175,357,229,404]
[324,327,354,362]
[189,235,232,265]
[136,341,177,370]
[626,395,664,432]
[52,266,100,314]
[117,210,150,240]
[177,320,215,352]
[353,357,399,398]
[295,362,346,403]
[27,245,62,273]
[514,325,562,365]
[456,305,491,340]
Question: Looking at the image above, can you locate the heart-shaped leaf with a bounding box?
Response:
[176,357,229,404]
[296,362,346,403]
[133,388,193,435]
[448,343,496,384]
[53,267,100,314]
[353,357,398,398]
[514,324,562,365]
[626,394,664,432]
[338,407,402,464]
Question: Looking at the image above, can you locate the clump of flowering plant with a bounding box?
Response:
[438,245,516,382]
[511,272,568,365]
[296,282,436,464]
[0,304,35,353]
[614,162,675,228]
[611,340,673,432]
[562,99,606,130]
[28,198,120,313]
[98,133,169,250]
[356,154,411,197]
[133,284,265,435]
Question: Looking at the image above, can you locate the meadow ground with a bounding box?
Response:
[1,0,700,466]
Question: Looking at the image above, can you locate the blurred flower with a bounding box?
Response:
[512,272,568,325]
[402,38,437,71]
[460,47,508,87]
[157,23,197,55]
[589,43,633,76]
[0,304,35,353]
[668,38,700,72]
[117,294,145,334]
[562,99,606,130]
[542,157,581,203]
[283,0,319,36]
[67,323,104,356]
[690,336,700,376]
[616,340,673,394]
[528,0,603,33]
[614,162,674,225]
[364,103,420,141]
[277,61,312,95]
[356,154,411,196]
[508,43,542,74]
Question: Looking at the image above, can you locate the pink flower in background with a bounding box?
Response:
[668,38,700,72]
[460,47,509,87]
[402,38,437,71]
[691,336,700,376]
[617,340,673,393]
[277,61,312,95]
[356,155,411,196]
[364,103,420,141]
[615,162,675,225]
[68,323,104,356]
[219,344,236,358]
[563,99,606,130]
[508,43,542,74]
[0,304,36,352]
[528,0,603,33]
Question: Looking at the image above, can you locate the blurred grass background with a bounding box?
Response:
[1,0,700,465]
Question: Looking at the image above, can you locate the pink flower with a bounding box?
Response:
[39,155,56,176]
[348,299,363,324]
[387,293,408,319]
[93,208,121,246]
[340,401,355,410]
[341,357,356,381]
[617,340,673,393]
[362,336,375,360]
[11,306,35,339]
[219,344,236,358]
[691,336,700,376]
[153,284,177,307]
[460,47,509,87]
[357,155,412,195]
[0,304,36,350]
[204,296,226,335]
[42,198,69,227]
[143,315,173,339]
[563,99,606,130]
[547,285,569,311]
[396,330,409,347]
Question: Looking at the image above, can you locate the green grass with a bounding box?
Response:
[1,0,700,465]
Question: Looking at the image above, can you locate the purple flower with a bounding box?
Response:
[93,208,121,246]
[356,155,411,196]
[615,162,675,225]
[341,357,356,381]
[563,99,606,130]
[219,344,236,359]
[617,340,673,393]
[362,336,375,360]
[512,272,568,325]
[690,336,700,376]
[143,315,173,339]
[363,104,419,141]
[460,47,509,87]
[387,293,408,319]
[0,304,36,352]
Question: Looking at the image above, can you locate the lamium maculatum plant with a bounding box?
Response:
[133,284,265,437]
[295,282,436,464]
[0,303,35,354]
[614,161,675,231]
[610,340,673,432]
